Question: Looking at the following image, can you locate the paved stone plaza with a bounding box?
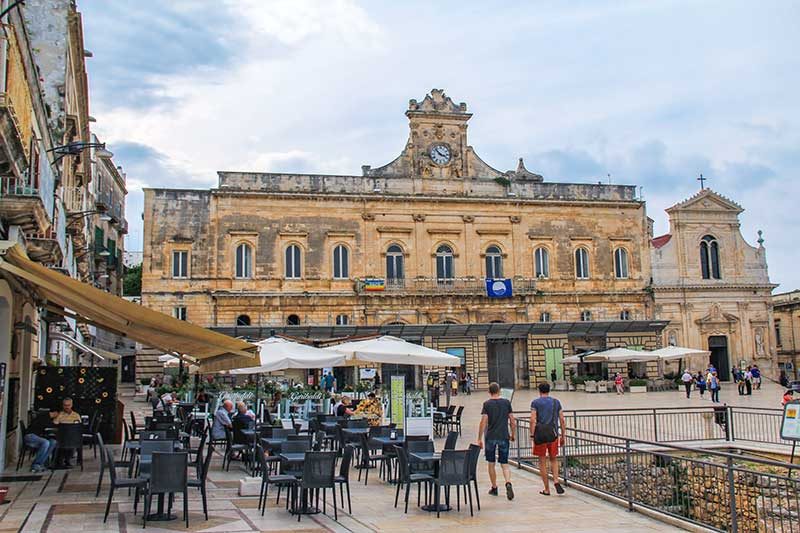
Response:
[0,382,785,533]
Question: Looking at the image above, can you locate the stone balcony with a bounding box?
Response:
[354,276,537,296]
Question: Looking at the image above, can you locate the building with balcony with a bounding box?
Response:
[0,1,129,471]
[143,89,667,390]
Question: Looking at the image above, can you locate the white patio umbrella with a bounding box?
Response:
[650,346,711,360]
[229,336,346,374]
[563,347,656,363]
[324,335,462,367]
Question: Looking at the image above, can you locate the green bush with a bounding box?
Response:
[629,379,648,387]
[140,378,151,386]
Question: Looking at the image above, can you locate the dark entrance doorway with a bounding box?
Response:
[487,341,515,389]
[381,364,416,390]
[708,336,730,381]
[121,356,136,383]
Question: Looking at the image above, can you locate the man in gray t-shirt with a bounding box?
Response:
[211,400,234,441]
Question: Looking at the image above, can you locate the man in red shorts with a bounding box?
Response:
[530,382,566,495]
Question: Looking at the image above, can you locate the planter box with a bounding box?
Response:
[575,384,585,392]
[584,381,598,393]
[629,386,647,393]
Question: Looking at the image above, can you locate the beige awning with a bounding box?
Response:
[0,242,257,371]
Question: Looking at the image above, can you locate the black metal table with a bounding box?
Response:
[409,452,448,512]
[278,452,320,516]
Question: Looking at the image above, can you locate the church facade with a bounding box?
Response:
[141,89,776,387]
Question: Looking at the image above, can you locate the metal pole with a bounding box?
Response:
[789,442,797,479]
[727,405,734,442]
[727,456,738,533]
[562,430,569,487]
[625,439,633,512]
[652,408,659,442]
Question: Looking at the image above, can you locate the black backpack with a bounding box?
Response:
[533,398,559,445]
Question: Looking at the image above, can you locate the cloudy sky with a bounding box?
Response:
[80,0,798,289]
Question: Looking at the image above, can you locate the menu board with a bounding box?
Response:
[391,375,406,430]
[780,401,800,441]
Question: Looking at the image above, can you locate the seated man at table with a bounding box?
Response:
[49,397,82,466]
[335,396,354,418]
[232,401,255,427]
[211,399,234,441]
[353,393,383,427]
[24,411,57,472]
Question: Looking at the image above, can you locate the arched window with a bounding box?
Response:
[700,235,721,279]
[286,314,300,326]
[386,244,404,285]
[534,247,549,278]
[580,310,592,322]
[285,244,302,279]
[485,245,503,278]
[236,314,251,326]
[614,248,629,279]
[235,243,252,279]
[335,314,349,325]
[575,248,590,279]
[333,244,349,279]
[435,244,454,281]
[540,311,551,323]
[619,310,631,321]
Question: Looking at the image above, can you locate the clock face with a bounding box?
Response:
[429,144,451,165]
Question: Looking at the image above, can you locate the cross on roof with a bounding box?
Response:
[697,173,708,189]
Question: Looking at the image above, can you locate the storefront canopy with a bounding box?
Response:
[0,242,257,372]
[229,337,346,374]
[563,347,657,364]
[324,335,462,367]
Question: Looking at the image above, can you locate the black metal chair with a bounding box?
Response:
[347,419,368,429]
[16,421,38,471]
[433,450,472,518]
[333,445,354,514]
[293,451,338,522]
[130,411,143,439]
[272,428,294,439]
[137,440,174,477]
[95,432,133,497]
[188,443,215,520]
[223,426,249,471]
[444,431,459,450]
[143,452,190,528]
[448,406,465,435]
[257,445,298,516]
[407,439,435,476]
[280,440,311,477]
[356,432,392,485]
[467,443,481,511]
[101,444,147,523]
[82,412,102,457]
[393,445,433,513]
[56,423,84,470]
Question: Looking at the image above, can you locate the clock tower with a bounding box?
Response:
[365,89,506,181]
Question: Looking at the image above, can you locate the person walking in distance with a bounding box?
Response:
[614,372,624,395]
[707,371,721,403]
[531,382,566,496]
[477,382,516,500]
[751,364,762,390]
[445,371,453,407]
[681,369,693,399]
[695,371,706,398]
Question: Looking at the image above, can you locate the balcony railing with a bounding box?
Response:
[62,186,86,213]
[95,189,111,211]
[354,276,537,296]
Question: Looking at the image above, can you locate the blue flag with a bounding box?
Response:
[486,278,513,298]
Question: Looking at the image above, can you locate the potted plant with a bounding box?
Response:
[571,375,587,391]
[629,379,648,393]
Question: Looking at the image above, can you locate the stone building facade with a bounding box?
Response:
[650,189,777,378]
[143,89,668,389]
[773,290,800,379]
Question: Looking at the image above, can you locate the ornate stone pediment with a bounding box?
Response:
[666,189,743,215]
[408,88,467,114]
[695,304,739,333]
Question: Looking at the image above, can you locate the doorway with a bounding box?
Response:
[121,356,136,383]
[487,341,515,389]
[544,348,564,382]
[708,336,730,381]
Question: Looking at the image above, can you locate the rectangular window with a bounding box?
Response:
[172,250,189,278]
[445,347,466,366]
[775,320,782,347]
[173,306,187,321]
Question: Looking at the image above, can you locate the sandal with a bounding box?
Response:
[539,490,550,496]
[555,483,565,494]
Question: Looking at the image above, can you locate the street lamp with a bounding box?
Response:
[47,141,107,164]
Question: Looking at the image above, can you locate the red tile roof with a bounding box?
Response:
[651,234,672,249]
